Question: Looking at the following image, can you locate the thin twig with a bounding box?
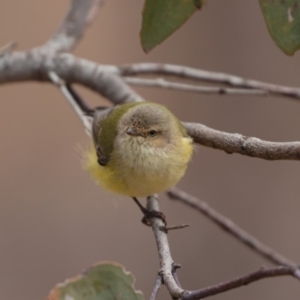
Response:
[48,71,93,136]
[146,196,185,298]
[40,0,102,53]
[149,273,163,300]
[165,224,189,231]
[167,187,300,280]
[182,266,294,300]
[120,63,300,100]
[184,122,300,161]
[124,77,268,96]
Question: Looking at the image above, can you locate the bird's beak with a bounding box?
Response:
[126,127,145,137]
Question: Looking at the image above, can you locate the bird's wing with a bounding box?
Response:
[92,107,114,166]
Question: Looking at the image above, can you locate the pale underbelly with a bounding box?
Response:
[84,146,189,197]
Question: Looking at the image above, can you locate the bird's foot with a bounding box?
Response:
[141,210,167,227]
[132,197,167,229]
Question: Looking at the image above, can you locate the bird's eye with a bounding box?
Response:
[148,130,157,137]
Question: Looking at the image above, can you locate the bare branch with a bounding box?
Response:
[167,187,300,280]
[120,63,300,100]
[40,0,102,53]
[182,266,294,300]
[184,122,300,161]
[149,273,163,300]
[165,224,189,231]
[146,196,184,299]
[0,52,140,104]
[124,77,268,96]
[48,71,93,136]
[1,52,300,161]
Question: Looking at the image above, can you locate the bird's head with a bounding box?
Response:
[118,102,181,149]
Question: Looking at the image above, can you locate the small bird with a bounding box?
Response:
[84,101,193,224]
[49,79,193,226]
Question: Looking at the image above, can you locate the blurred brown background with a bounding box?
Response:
[0,1,300,299]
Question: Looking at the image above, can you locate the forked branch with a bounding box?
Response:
[120,63,300,100]
[168,188,300,278]
[0,53,299,161]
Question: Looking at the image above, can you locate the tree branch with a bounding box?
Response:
[40,0,102,53]
[167,187,300,280]
[0,52,140,104]
[120,63,300,100]
[183,122,300,161]
[48,71,93,135]
[1,52,300,163]
[182,266,294,300]
[1,52,300,162]
[149,273,163,300]
[146,196,185,299]
[124,77,268,96]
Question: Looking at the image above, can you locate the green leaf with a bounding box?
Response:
[47,261,144,300]
[140,0,203,53]
[259,0,300,55]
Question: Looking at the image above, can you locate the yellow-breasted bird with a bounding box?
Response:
[85,102,192,195]
[49,76,193,226]
[83,101,193,225]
